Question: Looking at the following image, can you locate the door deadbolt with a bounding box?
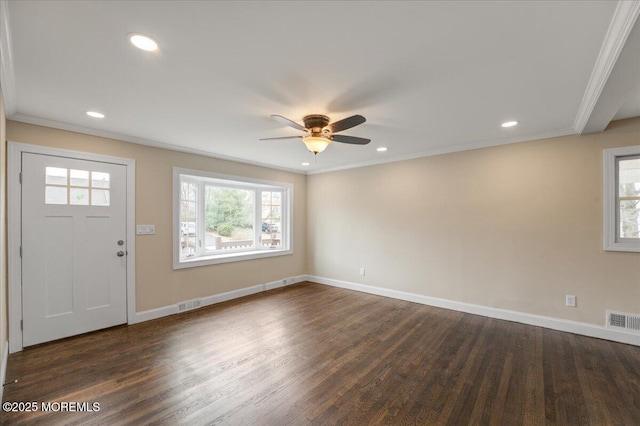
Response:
[117,251,125,257]
[117,240,124,246]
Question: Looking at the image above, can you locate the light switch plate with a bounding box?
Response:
[136,225,156,235]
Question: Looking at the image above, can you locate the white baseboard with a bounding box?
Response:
[130,275,305,325]
[131,304,180,324]
[264,275,308,291]
[305,275,640,347]
[1,340,8,402]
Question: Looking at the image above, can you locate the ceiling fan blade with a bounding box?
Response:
[331,134,371,145]
[270,115,307,132]
[259,136,303,141]
[329,115,366,133]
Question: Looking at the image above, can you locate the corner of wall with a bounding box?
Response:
[0,81,8,396]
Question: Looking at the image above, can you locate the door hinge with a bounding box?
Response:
[20,246,22,258]
[19,172,22,184]
[20,320,23,331]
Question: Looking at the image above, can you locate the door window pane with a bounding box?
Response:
[70,169,89,187]
[46,167,67,185]
[91,189,110,206]
[91,172,110,189]
[45,186,67,205]
[70,188,89,205]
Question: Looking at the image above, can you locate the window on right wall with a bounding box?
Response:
[603,145,640,252]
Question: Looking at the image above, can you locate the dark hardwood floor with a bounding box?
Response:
[2,282,640,425]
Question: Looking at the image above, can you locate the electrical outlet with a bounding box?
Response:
[360,268,366,276]
[566,295,576,307]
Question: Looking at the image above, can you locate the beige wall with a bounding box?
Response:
[7,121,306,312]
[307,117,640,326]
[1,89,7,367]
[5,116,639,331]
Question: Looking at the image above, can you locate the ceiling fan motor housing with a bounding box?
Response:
[304,114,331,136]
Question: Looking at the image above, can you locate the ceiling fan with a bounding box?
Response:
[260,114,370,154]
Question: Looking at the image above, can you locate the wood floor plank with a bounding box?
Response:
[2,282,640,425]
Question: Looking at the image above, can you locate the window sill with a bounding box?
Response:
[604,241,640,253]
[173,247,293,269]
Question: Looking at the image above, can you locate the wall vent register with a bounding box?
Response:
[607,310,640,334]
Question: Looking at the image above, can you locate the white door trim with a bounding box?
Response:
[8,142,136,353]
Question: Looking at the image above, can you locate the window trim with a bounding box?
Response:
[173,167,293,269]
[603,145,640,252]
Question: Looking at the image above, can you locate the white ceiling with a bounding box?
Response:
[2,1,639,174]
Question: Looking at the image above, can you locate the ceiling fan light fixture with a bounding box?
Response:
[302,136,331,154]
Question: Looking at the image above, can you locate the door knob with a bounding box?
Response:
[117,251,125,257]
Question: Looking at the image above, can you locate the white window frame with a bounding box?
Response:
[173,167,293,269]
[603,145,640,252]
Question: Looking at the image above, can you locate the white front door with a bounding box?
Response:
[21,153,128,346]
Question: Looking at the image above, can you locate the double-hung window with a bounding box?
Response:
[603,145,640,252]
[173,168,293,268]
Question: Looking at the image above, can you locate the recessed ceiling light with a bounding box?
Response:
[501,121,518,128]
[86,111,105,118]
[301,162,310,166]
[376,147,388,152]
[128,33,159,51]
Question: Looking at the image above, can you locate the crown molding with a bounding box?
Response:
[573,0,640,134]
[307,128,577,175]
[11,113,578,177]
[0,0,16,115]
[9,113,305,175]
